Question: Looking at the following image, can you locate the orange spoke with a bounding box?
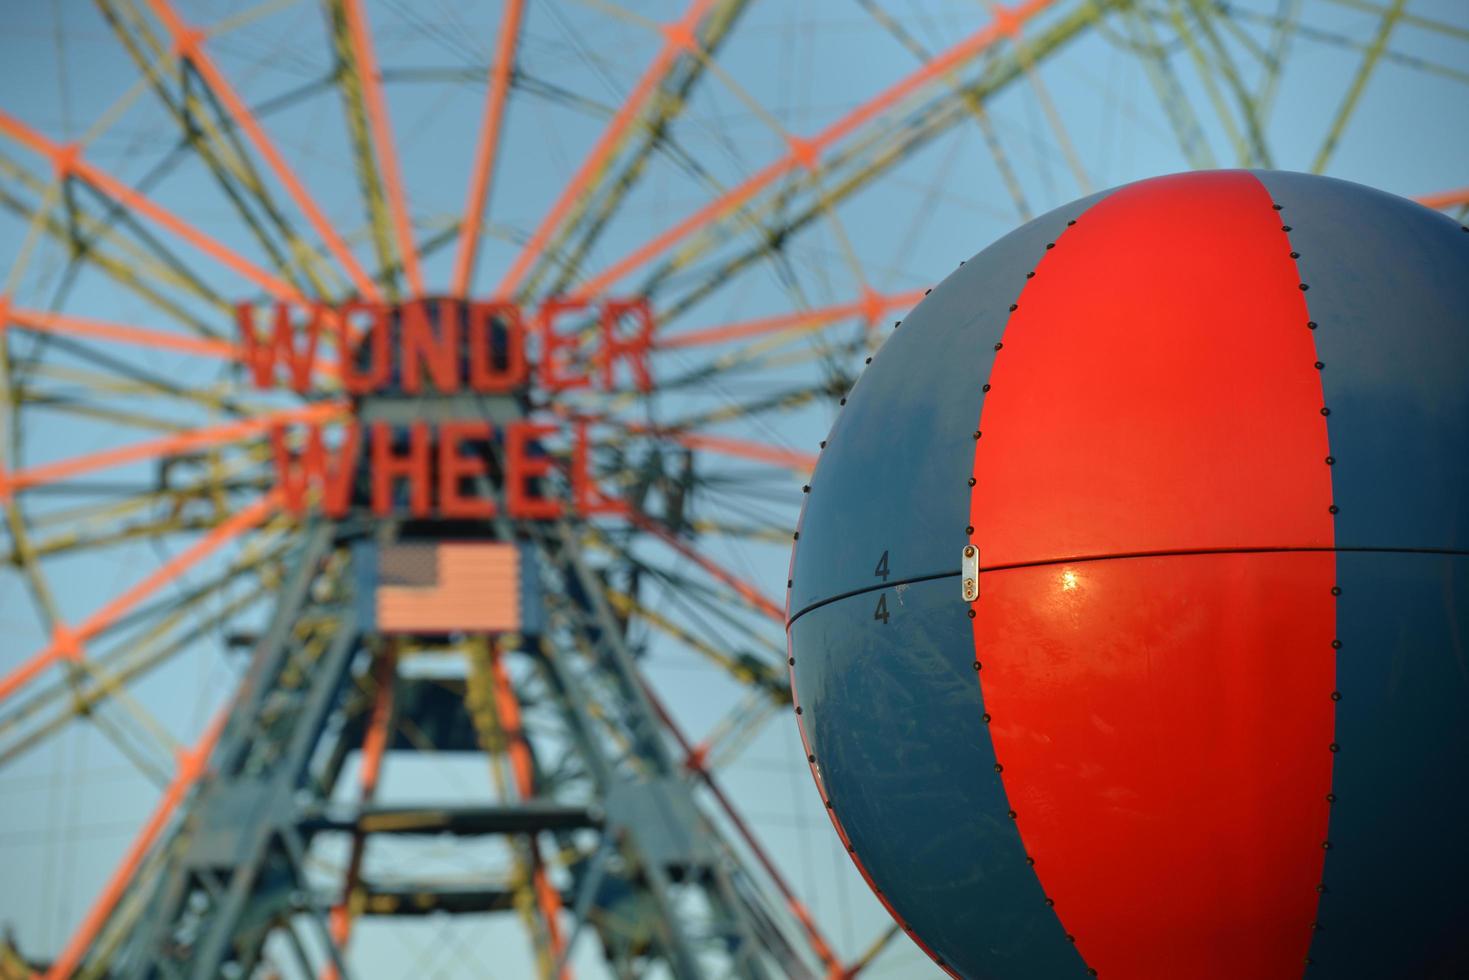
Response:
[489,647,571,979]
[628,425,815,472]
[637,678,842,975]
[450,0,527,298]
[657,288,927,349]
[146,0,382,302]
[0,403,344,496]
[0,109,300,302]
[340,0,423,296]
[495,0,720,298]
[0,494,277,708]
[3,300,240,361]
[44,708,230,980]
[323,644,397,980]
[571,0,1056,299]
[1417,186,1469,210]
[628,511,783,623]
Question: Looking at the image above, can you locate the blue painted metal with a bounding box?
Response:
[1252,170,1469,551]
[1309,552,1469,977]
[789,576,1087,980]
[787,191,1110,617]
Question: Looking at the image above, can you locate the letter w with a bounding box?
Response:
[271,423,360,517]
[238,301,323,392]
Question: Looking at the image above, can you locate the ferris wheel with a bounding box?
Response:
[0,0,1465,977]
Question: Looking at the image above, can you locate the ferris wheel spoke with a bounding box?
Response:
[656,288,924,350]
[43,708,229,980]
[140,0,381,302]
[1310,0,1408,173]
[337,0,424,295]
[569,0,1060,301]
[0,155,228,338]
[0,403,340,497]
[1418,187,1469,213]
[626,511,782,623]
[3,304,240,362]
[0,110,305,302]
[538,0,752,300]
[0,492,278,708]
[495,0,724,299]
[1181,2,1274,168]
[450,0,527,298]
[96,0,337,302]
[636,675,844,975]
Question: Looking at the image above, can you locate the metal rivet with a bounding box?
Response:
[1045,898,1055,907]
[802,485,810,492]
[1283,225,1293,231]
[994,763,1003,773]
[1067,219,1077,226]
[826,800,833,809]
[967,477,977,487]
[1328,505,1339,514]
[1316,884,1326,894]
[787,580,792,588]
[788,657,795,665]
[847,845,855,853]
[1299,283,1310,291]
[967,609,976,619]
[1009,304,1018,312]
[982,712,992,723]
[1272,204,1283,210]
[1320,407,1330,416]
[982,384,991,392]
[1331,639,1341,649]
[1331,691,1342,701]
[973,430,982,440]
[965,525,974,534]
[1067,935,1076,943]
[1007,810,1017,820]
[1291,251,1301,259]
[807,754,815,762]
[839,398,846,405]
[1326,793,1337,803]
[1329,743,1339,753]
[1307,321,1318,330]
[1045,243,1055,249]
[893,321,900,329]
[819,441,826,448]
[973,662,982,672]
[1325,456,1335,465]
[1026,856,1035,866]
[795,706,802,715]
[925,288,932,295]
[1322,840,1332,849]
[1314,361,1324,370]
[865,357,872,364]
[994,342,1003,351]
[1025,271,1035,279]
[1331,585,1341,595]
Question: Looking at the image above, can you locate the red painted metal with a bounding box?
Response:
[969,171,1336,978]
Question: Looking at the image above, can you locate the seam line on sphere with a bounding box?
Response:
[787,546,1468,627]
[786,570,959,626]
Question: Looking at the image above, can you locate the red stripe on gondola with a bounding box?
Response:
[970,171,1336,979]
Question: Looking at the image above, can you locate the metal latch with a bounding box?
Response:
[961,545,979,602]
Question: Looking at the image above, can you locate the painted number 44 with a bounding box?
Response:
[874,550,890,624]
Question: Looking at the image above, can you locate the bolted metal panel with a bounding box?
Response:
[787,191,1112,618]
[1252,170,1469,551]
[788,575,1086,980]
[1307,552,1469,974]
